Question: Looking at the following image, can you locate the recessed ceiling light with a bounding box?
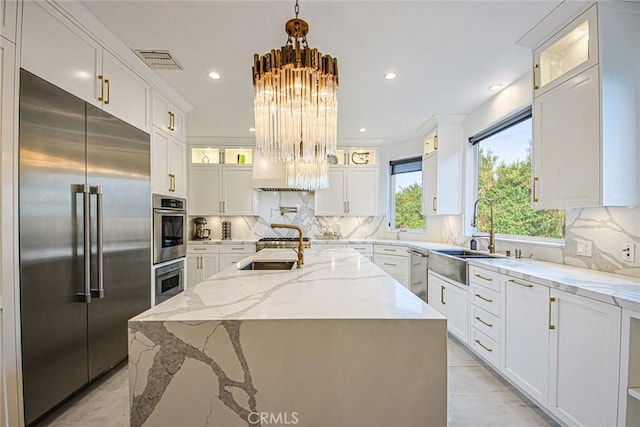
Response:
[359,128,367,132]
[488,84,502,92]
[249,127,256,132]
[384,72,397,80]
[208,71,221,80]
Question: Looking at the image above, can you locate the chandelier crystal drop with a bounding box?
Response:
[252,0,338,190]
[286,159,329,190]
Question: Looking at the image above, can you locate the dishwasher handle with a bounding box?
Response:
[407,249,428,257]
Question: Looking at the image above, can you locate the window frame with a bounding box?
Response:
[469,107,566,244]
[388,156,426,232]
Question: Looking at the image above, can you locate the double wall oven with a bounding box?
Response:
[153,194,186,304]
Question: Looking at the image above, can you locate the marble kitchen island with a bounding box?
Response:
[129,248,446,427]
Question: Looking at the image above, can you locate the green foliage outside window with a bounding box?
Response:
[394,183,426,229]
[477,146,565,239]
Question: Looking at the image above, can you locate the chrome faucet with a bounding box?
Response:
[471,198,496,254]
[270,223,304,268]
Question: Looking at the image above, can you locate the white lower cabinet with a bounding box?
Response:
[219,244,256,270]
[374,244,408,287]
[427,271,468,343]
[502,275,550,406]
[548,289,621,427]
[186,245,219,288]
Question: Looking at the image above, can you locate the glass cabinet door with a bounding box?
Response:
[534,5,598,96]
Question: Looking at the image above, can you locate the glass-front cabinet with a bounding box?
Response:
[330,148,377,166]
[533,6,597,96]
[189,146,253,165]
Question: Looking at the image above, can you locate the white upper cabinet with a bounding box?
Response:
[188,164,257,216]
[532,2,640,209]
[315,147,379,216]
[101,51,149,132]
[153,90,185,141]
[151,128,186,197]
[1,0,18,42]
[421,116,464,215]
[21,2,150,132]
[22,1,102,107]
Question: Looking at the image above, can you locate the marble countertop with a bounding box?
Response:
[469,258,640,312]
[134,248,443,322]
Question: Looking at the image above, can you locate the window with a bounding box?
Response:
[470,108,565,240]
[390,157,425,230]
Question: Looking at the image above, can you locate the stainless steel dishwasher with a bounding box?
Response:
[408,249,428,301]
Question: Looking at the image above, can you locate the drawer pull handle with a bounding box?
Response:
[230,248,244,250]
[383,248,395,252]
[383,263,397,266]
[474,273,493,282]
[193,248,206,251]
[475,293,493,303]
[475,316,494,328]
[441,285,446,305]
[475,339,493,353]
[508,278,533,288]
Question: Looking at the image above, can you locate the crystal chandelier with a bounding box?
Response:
[252,0,338,190]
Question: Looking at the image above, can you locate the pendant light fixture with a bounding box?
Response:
[252,0,338,190]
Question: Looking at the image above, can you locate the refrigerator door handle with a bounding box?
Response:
[90,186,105,298]
[75,184,91,303]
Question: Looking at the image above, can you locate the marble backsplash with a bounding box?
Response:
[189,192,386,241]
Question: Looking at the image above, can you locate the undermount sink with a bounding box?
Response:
[239,260,296,271]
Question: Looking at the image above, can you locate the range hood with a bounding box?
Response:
[252,151,308,191]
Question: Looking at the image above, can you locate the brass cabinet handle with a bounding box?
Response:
[440,285,446,305]
[474,273,493,282]
[219,200,223,213]
[98,75,105,101]
[434,134,438,150]
[432,197,437,212]
[104,78,110,104]
[199,256,202,269]
[167,111,174,131]
[475,293,494,303]
[475,339,493,352]
[475,316,494,328]
[533,176,539,202]
[508,278,533,288]
[383,262,397,267]
[222,200,226,213]
[533,64,539,90]
[347,201,350,213]
[168,173,176,192]
[549,297,556,330]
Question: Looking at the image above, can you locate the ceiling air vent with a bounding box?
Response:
[134,50,183,70]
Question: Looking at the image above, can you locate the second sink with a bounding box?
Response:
[239,260,296,271]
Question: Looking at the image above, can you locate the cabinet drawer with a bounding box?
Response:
[348,244,373,254]
[471,329,500,369]
[374,244,405,256]
[470,284,500,316]
[187,245,220,254]
[219,244,256,254]
[471,305,500,343]
[374,254,408,277]
[469,265,501,292]
[219,254,248,269]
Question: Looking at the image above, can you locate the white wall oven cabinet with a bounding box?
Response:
[151,128,186,197]
[421,116,464,215]
[531,2,640,209]
[315,147,378,216]
[427,271,468,343]
[153,90,185,141]
[21,2,150,133]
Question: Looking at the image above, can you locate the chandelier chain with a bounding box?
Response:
[295,0,299,18]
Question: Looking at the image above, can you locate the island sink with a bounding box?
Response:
[239,260,296,270]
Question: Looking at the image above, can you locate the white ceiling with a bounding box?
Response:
[81,0,562,143]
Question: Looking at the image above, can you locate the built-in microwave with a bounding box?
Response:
[155,260,184,304]
[153,194,186,264]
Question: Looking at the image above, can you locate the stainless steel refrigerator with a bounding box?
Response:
[19,70,151,425]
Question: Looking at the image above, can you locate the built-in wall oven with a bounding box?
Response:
[153,194,187,264]
[155,260,184,304]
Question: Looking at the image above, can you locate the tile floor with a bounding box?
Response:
[36,337,557,426]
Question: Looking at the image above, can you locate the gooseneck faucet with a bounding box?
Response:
[471,198,496,254]
[270,223,304,268]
